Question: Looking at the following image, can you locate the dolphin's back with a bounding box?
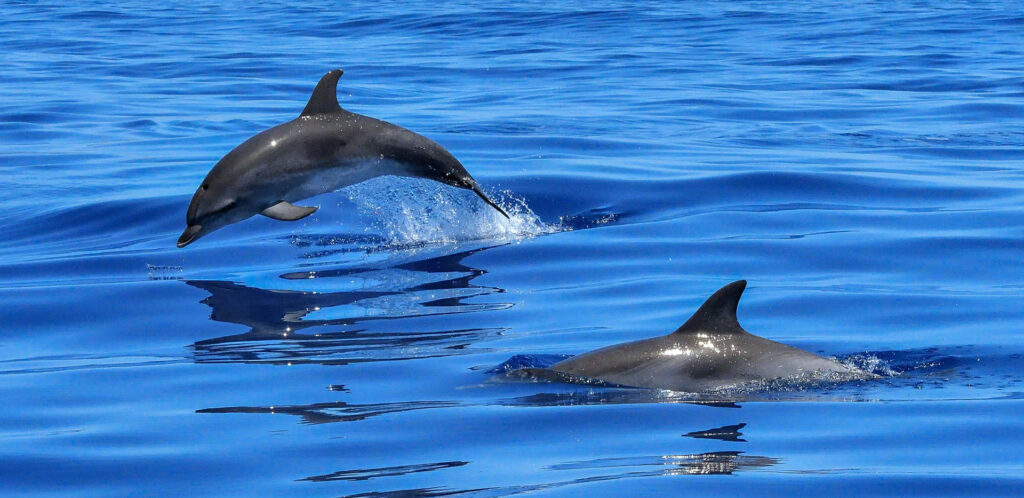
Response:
[549,281,865,392]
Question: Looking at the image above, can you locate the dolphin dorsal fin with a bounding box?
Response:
[300,69,344,117]
[672,280,747,335]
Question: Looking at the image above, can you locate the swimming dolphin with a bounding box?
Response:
[548,280,871,392]
[178,69,509,248]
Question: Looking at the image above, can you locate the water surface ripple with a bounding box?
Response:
[1,1,1023,496]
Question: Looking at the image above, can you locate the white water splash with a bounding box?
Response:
[840,353,900,377]
[342,177,558,246]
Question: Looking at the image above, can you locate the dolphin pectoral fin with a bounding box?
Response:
[673,280,748,335]
[471,185,510,219]
[261,201,318,221]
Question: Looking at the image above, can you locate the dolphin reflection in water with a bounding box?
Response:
[186,246,510,365]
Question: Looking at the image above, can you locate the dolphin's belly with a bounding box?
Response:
[283,158,413,202]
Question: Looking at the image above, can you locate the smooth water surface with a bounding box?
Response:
[2,1,1023,495]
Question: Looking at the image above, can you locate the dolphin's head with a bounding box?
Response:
[178,126,299,248]
[178,172,259,248]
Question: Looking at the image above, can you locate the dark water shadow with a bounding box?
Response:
[301,461,468,482]
[345,487,489,497]
[197,390,739,427]
[187,245,511,365]
[197,400,459,425]
[685,423,747,442]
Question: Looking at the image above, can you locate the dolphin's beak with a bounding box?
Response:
[177,225,203,248]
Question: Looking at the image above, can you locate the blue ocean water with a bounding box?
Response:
[2,0,1023,495]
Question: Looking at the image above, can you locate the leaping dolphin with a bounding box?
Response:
[547,280,872,392]
[178,69,509,248]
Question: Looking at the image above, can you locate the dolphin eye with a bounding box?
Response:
[201,184,209,191]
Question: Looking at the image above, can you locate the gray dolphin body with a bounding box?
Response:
[549,280,871,392]
[178,69,508,248]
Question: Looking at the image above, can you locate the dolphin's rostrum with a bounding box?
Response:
[548,280,872,392]
[178,69,508,248]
